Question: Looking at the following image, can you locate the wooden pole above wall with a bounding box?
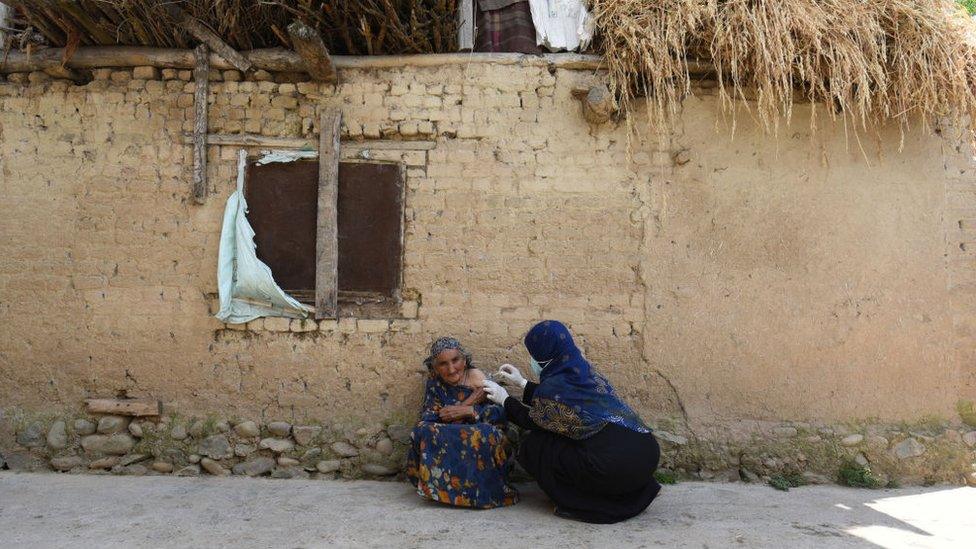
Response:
[167,6,253,73]
[286,21,337,83]
[0,47,614,75]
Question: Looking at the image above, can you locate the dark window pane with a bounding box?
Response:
[244,159,403,301]
[337,162,403,296]
[243,160,318,295]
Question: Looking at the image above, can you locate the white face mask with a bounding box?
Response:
[529,357,552,377]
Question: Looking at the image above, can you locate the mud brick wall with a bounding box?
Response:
[0,59,974,436]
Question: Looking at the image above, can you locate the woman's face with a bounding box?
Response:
[432,348,466,385]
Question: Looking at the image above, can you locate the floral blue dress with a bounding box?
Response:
[405,377,519,508]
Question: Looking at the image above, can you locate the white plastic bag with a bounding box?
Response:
[214,150,312,324]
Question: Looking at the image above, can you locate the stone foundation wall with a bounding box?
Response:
[2,407,974,488]
[2,409,408,480]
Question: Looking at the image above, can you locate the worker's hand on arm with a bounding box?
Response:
[482,379,510,405]
[438,405,475,423]
[497,364,527,388]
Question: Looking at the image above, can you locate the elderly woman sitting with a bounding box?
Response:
[405,337,519,508]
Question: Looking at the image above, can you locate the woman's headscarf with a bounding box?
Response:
[423,336,474,374]
[524,320,650,440]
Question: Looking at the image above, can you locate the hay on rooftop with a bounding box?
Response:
[5,0,976,137]
[591,0,976,138]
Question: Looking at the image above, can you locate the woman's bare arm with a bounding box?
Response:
[459,369,487,405]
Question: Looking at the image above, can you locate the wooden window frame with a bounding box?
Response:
[242,109,406,320]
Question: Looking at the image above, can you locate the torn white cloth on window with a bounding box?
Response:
[527,0,593,52]
[255,149,317,165]
[215,149,312,324]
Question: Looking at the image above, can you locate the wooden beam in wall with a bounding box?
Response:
[315,109,342,319]
[189,134,313,149]
[286,21,337,83]
[183,133,436,151]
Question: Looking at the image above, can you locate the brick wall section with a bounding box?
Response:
[0,63,665,425]
[0,63,973,428]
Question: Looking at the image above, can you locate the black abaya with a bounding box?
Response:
[504,382,661,524]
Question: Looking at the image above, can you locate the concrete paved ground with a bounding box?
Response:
[0,473,972,548]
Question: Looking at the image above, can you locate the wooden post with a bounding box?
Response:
[192,43,209,204]
[287,21,337,83]
[315,109,342,319]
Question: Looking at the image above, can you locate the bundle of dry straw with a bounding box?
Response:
[591,0,976,138]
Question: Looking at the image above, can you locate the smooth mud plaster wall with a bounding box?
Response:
[647,96,976,427]
[0,61,973,431]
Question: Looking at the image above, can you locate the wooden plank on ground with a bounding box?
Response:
[192,43,209,204]
[85,398,162,417]
[315,109,342,319]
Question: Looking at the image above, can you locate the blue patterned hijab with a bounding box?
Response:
[524,320,650,440]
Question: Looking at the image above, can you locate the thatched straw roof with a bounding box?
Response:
[593,0,976,137]
[4,1,976,136]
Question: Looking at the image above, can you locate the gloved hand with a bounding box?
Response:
[482,379,510,405]
[497,363,528,388]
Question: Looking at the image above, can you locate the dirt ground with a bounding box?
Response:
[0,472,972,548]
